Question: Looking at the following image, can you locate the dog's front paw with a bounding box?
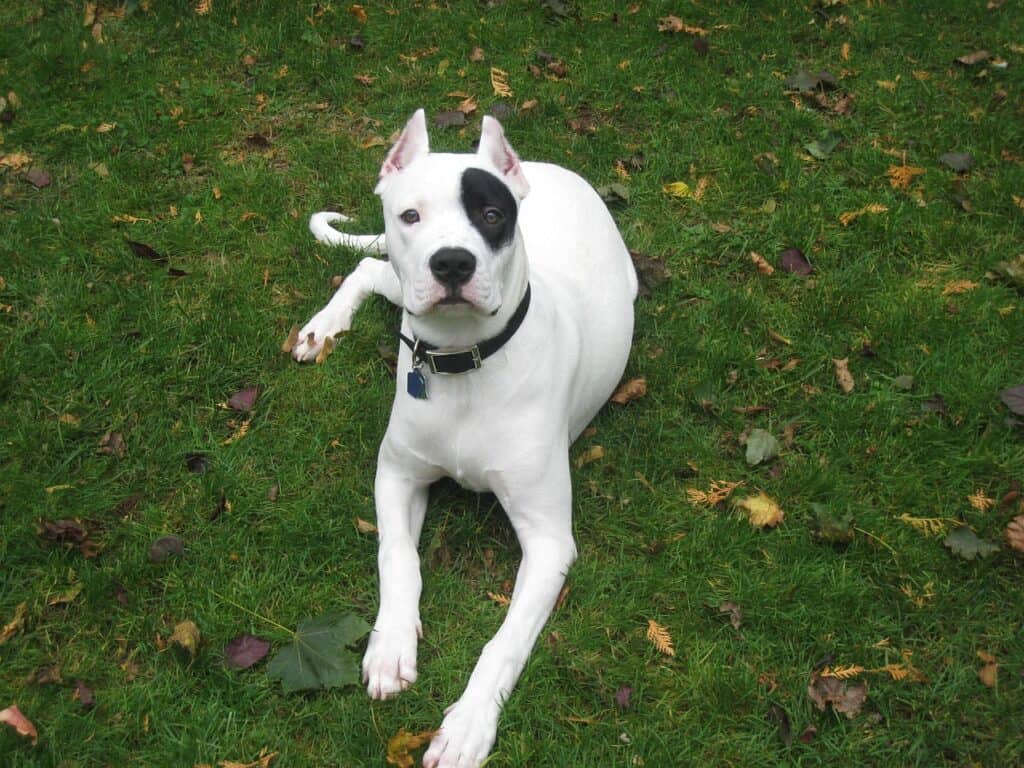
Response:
[422,699,499,768]
[362,623,419,699]
[289,309,348,363]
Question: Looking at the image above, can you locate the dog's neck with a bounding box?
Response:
[407,236,530,351]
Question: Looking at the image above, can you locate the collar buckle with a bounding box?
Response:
[424,345,483,375]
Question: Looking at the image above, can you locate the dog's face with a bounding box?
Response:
[374,110,530,318]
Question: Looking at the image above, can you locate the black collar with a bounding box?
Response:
[398,284,531,375]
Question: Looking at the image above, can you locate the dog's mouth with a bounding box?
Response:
[439,293,471,306]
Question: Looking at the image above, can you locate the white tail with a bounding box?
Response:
[309,212,387,255]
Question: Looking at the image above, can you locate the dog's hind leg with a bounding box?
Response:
[291,255,402,362]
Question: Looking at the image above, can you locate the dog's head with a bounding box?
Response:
[373,109,530,318]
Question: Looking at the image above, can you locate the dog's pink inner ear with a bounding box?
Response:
[378,109,430,182]
[478,116,530,199]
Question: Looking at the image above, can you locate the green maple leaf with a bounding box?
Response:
[267,612,370,693]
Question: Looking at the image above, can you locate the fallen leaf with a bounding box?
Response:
[48,582,83,607]
[939,152,974,173]
[839,203,888,226]
[811,504,855,545]
[227,386,259,412]
[646,619,675,656]
[956,50,990,66]
[185,452,211,474]
[281,324,300,354]
[267,612,370,692]
[662,181,693,198]
[490,67,513,98]
[687,480,743,508]
[0,151,32,171]
[943,527,1000,560]
[90,161,109,177]
[719,601,743,630]
[224,634,271,669]
[1005,515,1024,553]
[0,603,27,645]
[805,130,843,160]
[97,430,126,457]
[750,251,774,275]
[348,3,367,23]
[735,492,784,528]
[355,517,377,535]
[779,248,813,275]
[597,183,630,205]
[657,15,707,34]
[37,518,100,557]
[630,250,671,296]
[978,651,998,687]
[575,445,605,469]
[610,377,647,405]
[469,47,485,63]
[222,417,252,446]
[194,0,212,16]
[967,490,995,512]
[386,729,435,768]
[614,685,632,711]
[745,429,780,466]
[0,704,38,745]
[23,168,51,188]
[785,70,837,93]
[219,749,278,768]
[998,385,1024,415]
[126,240,167,266]
[767,702,793,747]
[315,335,335,365]
[434,110,466,128]
[833,358,854,394]
[487,591,511,607]
[807,671,867,718]
[149,534,185,563]
[73,680,95,709]
[887,164,926,190]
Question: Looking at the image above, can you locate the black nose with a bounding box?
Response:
[429,247,476,288]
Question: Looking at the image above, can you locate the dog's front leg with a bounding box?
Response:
[423,466,576,768]
[363,444,433,699]
[292,256,402,362]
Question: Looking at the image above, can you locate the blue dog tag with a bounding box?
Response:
[407,369,427,399]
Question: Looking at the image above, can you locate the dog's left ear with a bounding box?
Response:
[477,116,530,199]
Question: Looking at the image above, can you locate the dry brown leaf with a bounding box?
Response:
[315,335,335,365]
[807,672,867,718]
[610,377,647,405]
[222,417,252,446]
[281,324,300,354]
[0,152,32,171]
[898,514,961,537]
[887,164,926,190]
[486,591,511,608]
[83,1,97,26]
[977,651,998,688]
[1006,514,1024,553]
[833,358,854,394]
[735,492,784,528]
[820,665,866,680]
[646,619,675,657]
[355,517,377,535]
[750,251,775,275]
[0,704,38,745]
[219,749,278,768]
[195,0,212,16]
[574,445,605,469]
[942,280,979,296]
[169,620,200,657]
[386,729,435,768]
[0,603,27,645]
[348,4,367,23]
[490,67,513,98]
[839,203,888,226]
[841,42,851,61]
[657,15,708,35]
[687,480,743,508]
[967,489,995,511]
[469,46,485,63]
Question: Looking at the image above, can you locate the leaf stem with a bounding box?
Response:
[854,527,898,559]
[211,590,293,636]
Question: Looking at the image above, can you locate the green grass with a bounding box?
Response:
[2,1,1023,765]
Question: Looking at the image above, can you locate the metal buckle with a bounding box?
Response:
[425,345,482,375]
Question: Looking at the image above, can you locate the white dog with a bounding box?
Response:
[292,109,636,767]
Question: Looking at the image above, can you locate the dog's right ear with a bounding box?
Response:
[375,109,430,195]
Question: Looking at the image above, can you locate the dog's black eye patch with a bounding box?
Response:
[461,168,517,250]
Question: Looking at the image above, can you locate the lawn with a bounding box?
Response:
[1,1,1022,766]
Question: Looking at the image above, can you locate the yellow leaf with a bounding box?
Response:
[96,121,117,133]
[841,42,851,61]
[820,665,866,680]
[686,480,743,508]
[314,335,335,365]
[0,602,27,645]
[219,749,278,768]
[646,619,675,656]
[490,67,513,98]
[1013,194,1024,212]
[574,445,605,469]
[887,164,926,190]
[111,214,148,224]
[348,4,367,23]
[967,489,994,511]
[662,181,692,198]
[0,152,32,171]
[83,2,97,26]
[355,517,377,535]
[194,0,212,16]
[877,78,899,91]
[222,417,252,446]
[169,619,200,657]
[735,492,784,528]
[657,15,707,35]
[897,513,962,537]
[386,729,435,768]
[839,203,888,226]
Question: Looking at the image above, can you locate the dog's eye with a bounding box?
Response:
[482,207,504,225]
[400,209,420,224]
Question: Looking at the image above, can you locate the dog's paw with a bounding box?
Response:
[362,623,419,700]
[290,309,348,363]
[422,699,499,768]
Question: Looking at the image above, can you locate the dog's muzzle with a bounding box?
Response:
[429,247,476,294]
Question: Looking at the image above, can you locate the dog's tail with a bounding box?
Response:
[309,212,387,255]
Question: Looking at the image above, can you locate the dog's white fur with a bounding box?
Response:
[293,110,636,767]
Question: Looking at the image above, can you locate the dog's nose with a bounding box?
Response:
[429,248,476,288]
